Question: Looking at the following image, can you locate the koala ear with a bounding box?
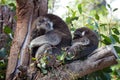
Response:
[81,29,89,36]
[81,31,86,36]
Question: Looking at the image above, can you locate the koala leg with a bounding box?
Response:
[35,43,52,60]
[35,43,57,67]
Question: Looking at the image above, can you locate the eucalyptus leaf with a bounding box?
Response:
[111,34,120,43]
[0,0,6,4]
[100,24,107,27]
[41,63,46,68]
[109,35,116,44]
[113,8,118,12]
[95,13,99,20]
[3,26,12,34]
[114,46,120,54]
[37,63,41,68]
[70,27,76,31]
[8,3,16,11]
[66,17,71,24]
[112,28,120,35]
[107,4,111,9]
[41,68,48,75]
[101,34,112,45]
[59,54,65,61]
[78,4,82,14]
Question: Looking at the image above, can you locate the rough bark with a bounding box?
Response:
[32,45,118,80]
[6,0,48,80]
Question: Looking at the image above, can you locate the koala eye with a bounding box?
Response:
[46,22,53,31]
[46,23,50,28]
[85,30,89,34]
[47,23,52,29]
[74,31,82,37]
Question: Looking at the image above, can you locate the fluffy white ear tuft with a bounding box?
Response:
[82,31,86,36]
[49,21,53,30]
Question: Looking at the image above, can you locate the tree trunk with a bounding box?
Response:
[6,0,48,80]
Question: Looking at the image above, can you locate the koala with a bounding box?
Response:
[30,14,72,62]
[66,27,99,60]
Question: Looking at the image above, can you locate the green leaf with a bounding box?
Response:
[100,24,107,27]
[87,25,94,30]
[70,27,76,31]
[31,58,36,61]
[114,46,120,54]
[0,0,6,4]
[66,17,71,24]
[78,4,82,14]
[37,63,41,68]
[107,4,111,9]
[113,8,118,12]
[111,34,120,43]
[8,3,16,11]
[3,26,12,34]
[59,54,65,61]
[0,61,6,69]
[66,16,78,24]
[101,34,111,45]
[109,35,116,44]
[101,5,108,16]
[57,51,66,61]
[41,63,46,68]
[95,13,99,20]
[41,68,48,74]
[72,11,76,17]
[71,17,79,21]
[112,28,120,35]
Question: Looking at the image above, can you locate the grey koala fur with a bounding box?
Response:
[67,27,99,60]
[30,14,72,61]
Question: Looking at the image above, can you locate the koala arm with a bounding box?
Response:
[29,31,62,51]
[67,43,98,60]
[67,37,98,60]
[30,31,62,47]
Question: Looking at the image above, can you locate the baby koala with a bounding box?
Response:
[66,27,99,60]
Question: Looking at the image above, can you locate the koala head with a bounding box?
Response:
[73,27,92,39]
[36,17,53,33]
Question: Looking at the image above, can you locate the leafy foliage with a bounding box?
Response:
[0,0,16,11]
[0,26,13,79]
[0,1,15,79]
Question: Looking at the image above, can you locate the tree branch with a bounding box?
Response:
[33,45,118,80]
